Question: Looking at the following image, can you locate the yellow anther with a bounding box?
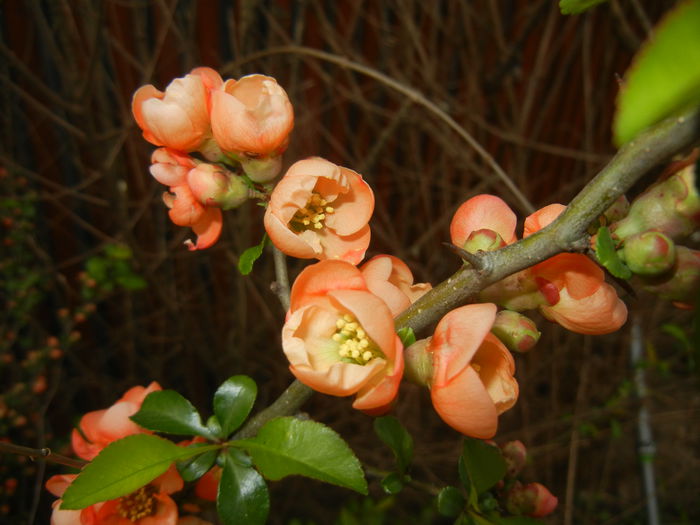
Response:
[325,206,335,213]
[472,363,482,372]
[336,319,346,329]
[356,328,365,339]
[345,322,358,331]
[350,349,360,359]
[343,314,353,322]
[313,223,322,229]
[359,339,369,349]
[339,348,349,357]
[332,333,343,342]
[362,351,373,361]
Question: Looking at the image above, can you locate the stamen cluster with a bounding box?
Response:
[333,314,377,364]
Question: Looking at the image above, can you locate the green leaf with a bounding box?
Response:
[373,416,413,474]
[238,234,269,275]
[437,486,466,517]
[235,417,367,494]
[104,243,133,260]
[214,375,257,438]
[380,472,404,494]
[595,226,632,279]
[130,390,214,439]
[396,326,416,348]
[559,0,608,14]
[460,438,507,496]
[613,0,700,145]
[61,434,219,509]
[115,274,148,291]
[177,443,218,482]
[217,449,270,525]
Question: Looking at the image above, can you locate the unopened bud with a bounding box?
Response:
[505,482,558,518]
[187,164,249,210]
[464,229,507,254]
[603,195,630,224]
[622,231,676,276]
[491,311,540,353]
[240,155,282,183]
[403,338,434,387]
[642,246,700,307]
[500,440,528,477]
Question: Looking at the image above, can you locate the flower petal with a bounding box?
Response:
[450,195,517,247]
[472,334,518,414]
[289,260,367,313]
[540,283,628,334]
[353,335,405,414]
[523,203,566,237]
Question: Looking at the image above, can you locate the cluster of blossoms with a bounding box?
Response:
[46,383,212,524]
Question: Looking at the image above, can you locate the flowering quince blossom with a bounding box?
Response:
[524,204,628,335]
[46,466,182,525]
[282,260,403,414]
[132,67,223,152]
[210,74,294,156]
[360,255,432,316]
[450,194,518,249]
[71,381,162,461]
[264,157,374,264]
[150,148,223,251]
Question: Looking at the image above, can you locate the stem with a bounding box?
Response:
[0,441,86,470]
[271,245,291,311]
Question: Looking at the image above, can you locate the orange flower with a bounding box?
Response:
[132,68,222,152]
[264,158,374,264]
[360,255,431,316]
[423,304,518,438]
[283,260,403,414]
[450,194,518,248]
[210,74,294,156]
[524,205,628,334]
[46,466,182,525]
[72,382,162,461]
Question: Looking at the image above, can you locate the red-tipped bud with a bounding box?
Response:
[491,310,541,353]
[622,231,676,276]
[505,481,558,518]
[642,246,700,307]
[464,228,507,253]
[403,338,434,387]
[603,195,630,224]
[500,440,528,477]
[187,164,249,210]
[240,155,282,183]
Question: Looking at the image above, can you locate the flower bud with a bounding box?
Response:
[500,440,528,478]
[505,482,558,518]
[611,160,700,241]
[187,164,249,210]
[403,338,433,387]
[240,154,282,183]
[621,231,676,276]
[642,246,700,307]
[491,310,540,353]
[603,195,630,224]
[463,228,507,253]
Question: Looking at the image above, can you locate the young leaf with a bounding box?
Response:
[61,434,219,509]
[373,415,413,474]
[177,443,218,482]
[130,390,215,439]
[213,375,257,438]
[437,486,466,517]
[238,234,269,275]
[559,0,608,15]
[460,438,507,496]
[380,472,404,495]
[235,417,368,494]
[217,449,270,525]
[595,226,632,280]
[613,0,700,145]
[396,326,416,348]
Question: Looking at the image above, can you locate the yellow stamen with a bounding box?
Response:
[333,313,382,365]
[118,485,157,521]
[289,192,336,232]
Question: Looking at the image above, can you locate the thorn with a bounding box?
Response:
[443,242,485,270]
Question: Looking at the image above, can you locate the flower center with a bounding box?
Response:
[290,192,335,232]
[332,314,381,365]
[117,485,157,522]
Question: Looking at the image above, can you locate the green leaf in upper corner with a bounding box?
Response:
[559,0,608,14]
[373,416,413,474]
[396,326,416,348]
[217,448,270,525]
[238,234,269,275]
[595,226,632,279]
[213,375,257,438]
[437,486,466,517]
[234,417,367,494]
[460,438,507,497]
[130,390,215,439]
[613,0,700,146]
[61,434,219,509]
[177,443,219,482]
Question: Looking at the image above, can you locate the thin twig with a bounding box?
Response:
[0,441,86,470]
[271,246,290,311]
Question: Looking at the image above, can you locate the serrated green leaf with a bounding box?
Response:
[373,416,413,474]
[214,375,257,438]
[177,443,218,482]
[595,227,632,279]
[235,417,367,494]
[396,326,416,348]
[217,449,270,525]
[559,0,608,14]
[61,434,219,509]
[238,234,269,275]
[614,0,700,145]
[437,486,466,517]
[460,438,507,496]
[130,390,214,439]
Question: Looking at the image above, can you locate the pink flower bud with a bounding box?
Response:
[464,228,507,253]
[622,231,676,276]
[500,440,527,477]
[403,338,433,386]
[186,164,249,210]
[505,482,558,518]
[491,311,540,353]
[240,155,282,183]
